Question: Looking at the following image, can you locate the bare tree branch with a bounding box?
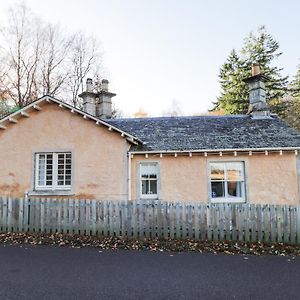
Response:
[0,3,104,109]
[68,33,103,107]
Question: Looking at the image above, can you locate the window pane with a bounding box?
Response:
[39,157,45,166]
[140,163,158,176]
[228,181,243,197]
[140,163,158,197]
[141,180,148,195]
[58,154,64,159]
[141,180,157,195]
[149,180,157,194]
[210,163,225,180]
[56,153,72,187]
[46,155,53,164]
[45,154,53,186]
[226,162,244,181]
[211,181,225,198]
[38,155,46,185]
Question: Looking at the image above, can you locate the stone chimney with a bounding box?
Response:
[79,78,98,116]
[79,78,116,119]
[243,64,270,118]
[97,79,116,119]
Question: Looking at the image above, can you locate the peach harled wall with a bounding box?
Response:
[0,102,130,199]
[0,101,299,204]
[131,153,300,205]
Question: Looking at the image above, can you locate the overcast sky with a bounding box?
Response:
[0,0,299,117]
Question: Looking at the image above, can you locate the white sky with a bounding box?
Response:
[0,0,299,117]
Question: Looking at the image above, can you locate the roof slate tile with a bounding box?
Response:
[107,115,300,151]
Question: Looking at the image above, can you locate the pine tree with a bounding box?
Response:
[291,64,300,99]
[284,64,300,131]
[213,50,249,114]
[214,26,288,115]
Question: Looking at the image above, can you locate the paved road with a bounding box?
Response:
[0,245,299,300]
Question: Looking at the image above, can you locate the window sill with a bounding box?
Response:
[210,198,246,204]
[137,198,160,204]
[28,190,74,196]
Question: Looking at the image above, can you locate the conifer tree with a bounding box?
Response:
[284,64,300,131]
[213,50,249,114]
[214,26,288,115]
[291,64,300,99]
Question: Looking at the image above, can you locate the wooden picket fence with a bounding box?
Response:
[1,196,300,244]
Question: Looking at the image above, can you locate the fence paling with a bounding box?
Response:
[1,196,300,244]
[297,205,300,244]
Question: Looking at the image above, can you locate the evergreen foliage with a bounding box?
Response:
[284,64,300,131]
[291,64,300,99]
[214,26,288,116]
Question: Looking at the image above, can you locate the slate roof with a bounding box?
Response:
[2,96,300,152]
[107,115,300,152]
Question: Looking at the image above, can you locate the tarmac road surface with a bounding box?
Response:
[0,245,299,299]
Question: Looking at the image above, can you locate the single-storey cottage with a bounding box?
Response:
[1,65,300,204]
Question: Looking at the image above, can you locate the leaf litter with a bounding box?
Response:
[0,232,299,257]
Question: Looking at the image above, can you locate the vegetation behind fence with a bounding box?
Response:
[0,196,300,244]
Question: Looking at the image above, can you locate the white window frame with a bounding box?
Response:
[139,162,159,200]
[35,152,72,191]
[209,161,246,203]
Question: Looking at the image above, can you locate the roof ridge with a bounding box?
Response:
[109,114,251,122]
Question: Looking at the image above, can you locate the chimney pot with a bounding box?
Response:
[101,79,109,92]
[86,78,93,92]
[252,64,260,76]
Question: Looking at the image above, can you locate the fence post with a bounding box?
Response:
[40,198,45,233]
[176,202,181,239]
[225,204,230,241]
[7,196,13,232]
[194,204,199,241]
[291,206,296,244]
[297,205,300,244]
[207,204,212,241]
[24,195,29,232]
